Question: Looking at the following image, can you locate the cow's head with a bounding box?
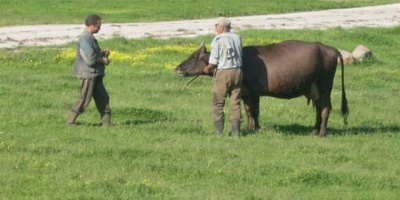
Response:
[175,42,213,77]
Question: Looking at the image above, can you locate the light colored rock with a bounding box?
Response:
[352,45,373,61]
[338,49,355,64]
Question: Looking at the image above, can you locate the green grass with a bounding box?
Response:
[0,0,399,26]
[1,26,400,199]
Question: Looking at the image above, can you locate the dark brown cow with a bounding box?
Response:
[175,40,348,136]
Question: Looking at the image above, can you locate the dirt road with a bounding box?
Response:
[0,3,399,48]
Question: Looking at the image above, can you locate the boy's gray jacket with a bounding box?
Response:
[74,30,105,79]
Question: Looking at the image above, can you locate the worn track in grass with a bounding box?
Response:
[0,3,399,48]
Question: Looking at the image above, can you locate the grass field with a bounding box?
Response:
[0,0,399,26]
[1,25,400,199]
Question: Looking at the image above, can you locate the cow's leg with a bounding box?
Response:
[242,97,254,130]
[252,96,260,130]
[312,101,322,135]
[319,96,332,137]
[242,95,260,130]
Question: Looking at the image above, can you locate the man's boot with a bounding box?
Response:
[231,121,241,138]
[101,112,111,128]
[66,110,79,125]
[214,121,224,137]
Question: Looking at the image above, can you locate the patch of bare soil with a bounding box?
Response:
[0,4,399,48]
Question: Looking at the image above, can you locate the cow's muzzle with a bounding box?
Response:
[175,66,186,77]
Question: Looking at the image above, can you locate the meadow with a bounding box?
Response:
[1,25,400,199]
[0,0,399,26]
[1,0,400,199]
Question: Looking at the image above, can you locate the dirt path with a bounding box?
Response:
[0,3,399,48]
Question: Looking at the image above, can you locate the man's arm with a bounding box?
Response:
[97,57,109,65]
[79,37,109,66]
[79,37,96,66]
[203,63,216,75]
[204,39,219,74]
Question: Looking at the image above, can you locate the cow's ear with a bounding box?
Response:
[200,41,207,52]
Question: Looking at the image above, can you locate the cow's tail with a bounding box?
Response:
[337,51,349,126]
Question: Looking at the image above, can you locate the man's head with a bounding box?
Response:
[215,17,231,34]
[85,14,102,34]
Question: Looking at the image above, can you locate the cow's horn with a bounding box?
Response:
[200,41,205,47]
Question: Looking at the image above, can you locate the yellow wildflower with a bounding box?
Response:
[145,44,198,54]
[243,38,281,46]
[54,48,75,61]
[164,61,181,70]
[131,51,147,62]
[109,51,132,62]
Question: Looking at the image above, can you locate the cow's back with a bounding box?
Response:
[242,40,326,98]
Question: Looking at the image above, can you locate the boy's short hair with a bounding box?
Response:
[85,14,102,26]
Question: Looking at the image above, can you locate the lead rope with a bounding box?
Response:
[181,75,200,91]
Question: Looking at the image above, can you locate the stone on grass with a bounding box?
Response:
[338,49,355,64]
[352,45,372,62]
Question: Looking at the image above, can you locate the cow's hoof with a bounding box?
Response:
[311,129,319,135]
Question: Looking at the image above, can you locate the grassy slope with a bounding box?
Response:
[0,27,399,199]
[0,0,399,26]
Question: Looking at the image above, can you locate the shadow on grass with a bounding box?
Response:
[72,122,102,127]
[258,123,400,136]
[69,108,176,127]
[239,124,311,137]
[116,107,175,126]
[241,129,259,137]
[330,126,400,136]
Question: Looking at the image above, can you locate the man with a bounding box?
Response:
[66,14,111,127]
[203,17,243,137]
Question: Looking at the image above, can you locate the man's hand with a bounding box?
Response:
[102,49,110,58]
[203,64,214,75]
[102,57,110,65]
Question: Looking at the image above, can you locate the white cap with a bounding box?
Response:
[215,17,231,27]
